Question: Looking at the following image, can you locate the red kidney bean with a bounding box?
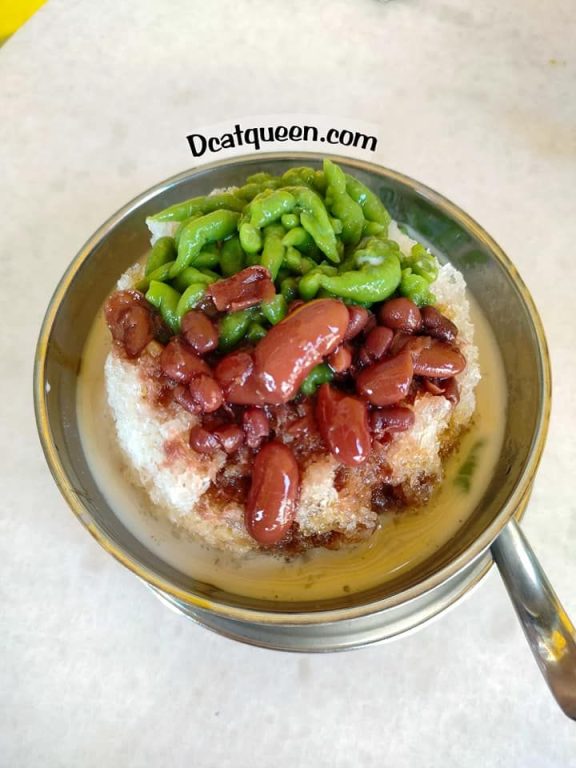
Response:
[387,331,409,357]
[104,291,154,358]
[316,384,372,466]
[424,377,460,405]
[285,412,316,439]
[245,442,299,546]
[412,340,466,378]
[188,374,223,413]
[189,425,220,455]
[344,305,370,340]
[206,266,275,312]
[214,351,266,405]
[180,310,218,355]
[364,312,377,335]
[443,377,460,405]
[212,424,245,454]
[363,326,393,362]
[390,332,430,359]
[370,406,415,435]
[356,349,414,407]
[160,339,210,383]
[228,377,267,407]
[254,299,349,404]
[327,344,353,374]
[214,350,251,390]
[120,305,154,357]
[354,346,373,370]
[423,379,445,396]
[173,384,200,414]
[421,305,458,343]
[378,297,422,333]
[242,408,270,448]
[104,290,147,331]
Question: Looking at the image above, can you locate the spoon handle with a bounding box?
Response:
[492,519,576,720]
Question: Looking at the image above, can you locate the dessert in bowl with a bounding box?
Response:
[35,154,549,649]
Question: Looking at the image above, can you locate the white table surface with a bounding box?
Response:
[1,0,575,765]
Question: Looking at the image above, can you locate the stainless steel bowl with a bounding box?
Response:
[34,154,576,717]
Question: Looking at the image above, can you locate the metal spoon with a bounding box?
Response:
[492,519,576,720]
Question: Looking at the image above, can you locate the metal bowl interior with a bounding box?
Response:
[34,153,551,625]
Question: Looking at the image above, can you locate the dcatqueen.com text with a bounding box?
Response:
[187,123,378,157]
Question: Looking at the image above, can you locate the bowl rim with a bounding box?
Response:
[33,151,552,624]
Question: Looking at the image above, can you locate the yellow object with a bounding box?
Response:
[0,0,46,41]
